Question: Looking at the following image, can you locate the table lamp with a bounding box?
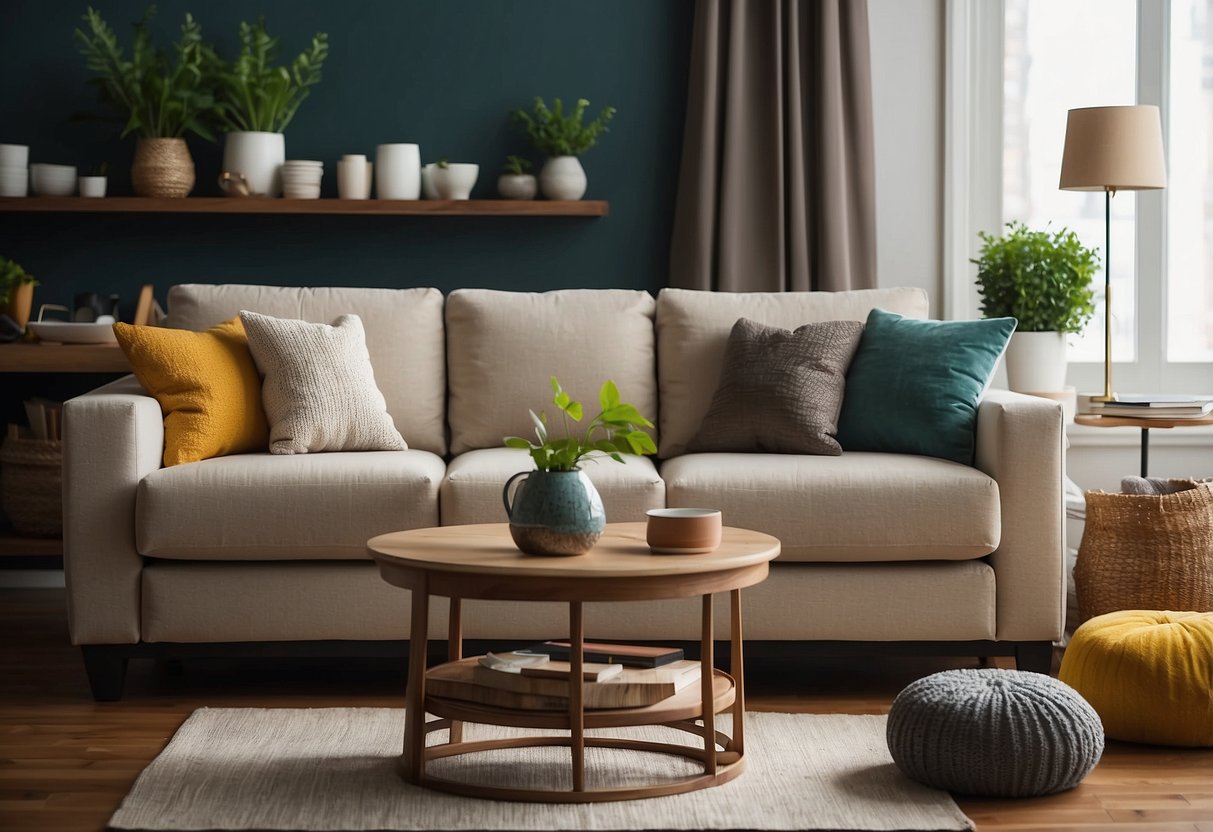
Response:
[1059,105,1166,402]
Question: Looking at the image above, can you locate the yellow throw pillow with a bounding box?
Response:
[113,317,269,466]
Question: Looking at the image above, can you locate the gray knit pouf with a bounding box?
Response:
[886,669,1104,797]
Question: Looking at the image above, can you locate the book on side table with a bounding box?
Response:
[1078,393,1213,418]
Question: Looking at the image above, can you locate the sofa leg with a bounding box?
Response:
[1014,641,1053,675]
[82,646,129,701]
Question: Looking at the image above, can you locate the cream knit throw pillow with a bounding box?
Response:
[240,310,406,455]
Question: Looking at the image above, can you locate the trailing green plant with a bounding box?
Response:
[74,5,217,140]
[505,377,656,472]
[503,155,532,175]
[972,221,1099,333]
[0,257,37,305]
[512,97,616,157]
[212,18,328,133]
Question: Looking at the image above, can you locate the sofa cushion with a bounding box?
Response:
[440,447,665,526]
[240,311,406,455]
[445,289,658,455]
[655,287,929,458]
[112,316,268,467]
[136,450,445,560]
[837,309,1016,464]
[163,284,447,455]
[660,451,999,562]
[688,317,864,455]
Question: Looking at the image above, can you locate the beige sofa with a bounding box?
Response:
[63,285,1065,700]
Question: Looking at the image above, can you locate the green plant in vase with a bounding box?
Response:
[0,256,38,333]
[498,155,536,200]
[502,377,656,556]
[512,97,616,200]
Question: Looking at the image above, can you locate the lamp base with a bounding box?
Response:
[1090,393,1118,403]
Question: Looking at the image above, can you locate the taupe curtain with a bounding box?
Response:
[669,0,877,292]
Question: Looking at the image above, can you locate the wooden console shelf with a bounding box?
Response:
[0,197,608,216]
[0,343,130,373]
[0,533,62,558]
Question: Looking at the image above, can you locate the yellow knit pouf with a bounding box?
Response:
[1059,610,1213,747]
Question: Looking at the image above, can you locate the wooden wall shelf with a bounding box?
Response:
[0,343,130,373]
[0,533,62,557]
[0,197,608,216]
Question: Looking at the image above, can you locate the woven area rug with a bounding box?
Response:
[109,708,974,832]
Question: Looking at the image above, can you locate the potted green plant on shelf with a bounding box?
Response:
[512,97,615,200]
[429,157,479,200]
[212,19,328,198]
[75,6,216,198]
[972,221,1099,393]
[498,155,536,200]
[0,256,38,333]
[502,377,656,556]
[78,162,109,198]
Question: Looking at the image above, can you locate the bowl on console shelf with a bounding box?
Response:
[646,508,723,554]
[30,163,77,196]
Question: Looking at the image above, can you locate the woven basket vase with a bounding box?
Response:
[1075,481,1213,621]
[131,137,195,198]
[0,437,63,537]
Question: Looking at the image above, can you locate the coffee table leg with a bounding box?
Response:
[401,578,429,783]
[568,601,585,792]
[700,593,717,775]
[730,588,745,756]
[447,597,463,745]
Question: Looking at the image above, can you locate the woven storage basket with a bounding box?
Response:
[1075,481,1213,620]
[0,437,63,537]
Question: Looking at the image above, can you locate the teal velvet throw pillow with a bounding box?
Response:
[836,308,1017,464]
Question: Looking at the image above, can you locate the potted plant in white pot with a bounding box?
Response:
[212,19,328,198]
[429,157,479,200]
[78,162,109,198]
[512,97,615,200]
[75,6,216,198]
[498,155,536,200]
[973,221,1099,393]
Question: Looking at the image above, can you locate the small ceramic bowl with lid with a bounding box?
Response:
[645,508,723,554]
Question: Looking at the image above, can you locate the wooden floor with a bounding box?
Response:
[2,589,1210,832]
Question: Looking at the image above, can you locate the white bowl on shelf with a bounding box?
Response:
[28,320,118,345]
[0,165,28,197]
[30,163,77,196]
[0,144,29,168]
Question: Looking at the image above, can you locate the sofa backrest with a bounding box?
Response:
[445,288,658,455]
[162,284,448,455]
[655,287,930,458]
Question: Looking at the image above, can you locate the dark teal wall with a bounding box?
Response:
[0,0,694,317]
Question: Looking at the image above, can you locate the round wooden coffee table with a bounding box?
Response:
[367,521,780,803]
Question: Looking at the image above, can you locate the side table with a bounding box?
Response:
[1074,413,1213,477]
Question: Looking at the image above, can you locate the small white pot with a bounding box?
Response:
[376,143,421,199]
[1005,330,1068,393]
[498,173,537,200]
[221,131,285,197]
[78,176,107,198]
[430,163,479,200]
[539,155,587,200]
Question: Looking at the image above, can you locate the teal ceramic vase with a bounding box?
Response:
[502,469,606,556]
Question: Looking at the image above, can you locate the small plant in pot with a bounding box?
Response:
[498,155,536,200]
[512,97,615,200]
[212,19,328,198]
[0,256,38,335]
[972,221,1099,393]
[429,157,479,200]
[75,6,217,198]
[502,377,656,556]
[78,162,109,198]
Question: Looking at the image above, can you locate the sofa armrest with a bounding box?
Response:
[62,375,164,645]
[974,389,1065,642]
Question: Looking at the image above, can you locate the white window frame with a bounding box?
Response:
[944,0,1212,396]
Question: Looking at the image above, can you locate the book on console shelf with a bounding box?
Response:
[1077,393,1213,418]
[518,640,685,668]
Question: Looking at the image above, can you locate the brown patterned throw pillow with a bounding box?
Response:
[688,317,864,455]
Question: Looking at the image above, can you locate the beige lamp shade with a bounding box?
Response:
[1059,105,1167,191]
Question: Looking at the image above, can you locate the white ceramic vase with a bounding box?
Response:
[1005,330,1068,393]
[430,163,479,200]
[539,155,587,200]
[78,176,107,198]
[376,144,421,199]
[221,132,285,197]
[498,173,537,200]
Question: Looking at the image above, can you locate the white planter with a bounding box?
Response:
[1005,330,1068,393]
[498,173,537,200]
[337,155,373,199]
[421,163,438,199]
[539,155,587,200]
[430,163,479,200]
[221,131,285,197]
[376,144,421,199]
[78,176,107,198]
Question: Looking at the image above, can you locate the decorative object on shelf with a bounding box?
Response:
[512,97,616,200]
[336,154,372,199]
[281,159,323,199]
[972,221,1098,393]
[502,377,656,555]
[0,144,29,197]
[0,426,63,538]
[0,256,37,332]
[29,163,77,197]
[376,143,421,200]
[75,6,216,198]
[78,162,108,198]
[420,162,437,198]
[646,508,723,554]
[429,158,478,200]
[213,19,328,199]
[497,155,536,200]
[1060,105,1167,402]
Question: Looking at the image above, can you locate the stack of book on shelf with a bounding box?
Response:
[426,642,701,711]
[1078,393,1213,419]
